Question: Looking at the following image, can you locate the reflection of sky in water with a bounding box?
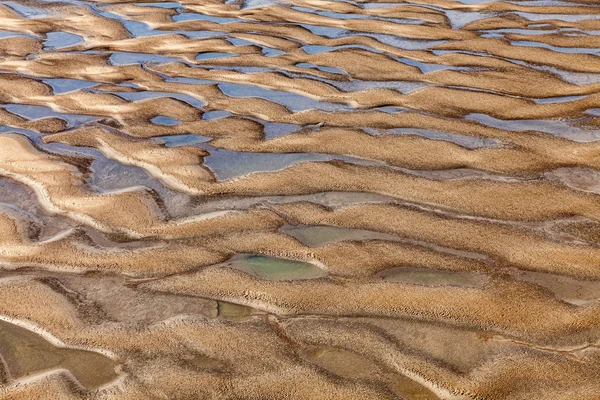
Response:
[91,4,222,39]
[109,52,183,65]
[3,104,98,127]
[153,134,211,147]
[114,91,206,109]
[152,134,383,181]
[444,10,490,29]
[262,47,285,57]
[43,78,99,94]
[0,1,49,17]
[173,12,240,23]
[303,44,374,55]
[203,110,232,120]
[467,113,600,142]
[453,0,499,4]
[228,38,254,46]
[381,128,500,149]
[165,75,355,112]
[152,116,181,126]
[5,0,599,179]
[299,24,346,38]
[44,32,83,49]
[296,62,346,75]
[355,32,448,50]
[241,0,281,10]
[0,126,101,160]
[134,2,181,9]
[0,30,37,39]
[292,6,424,25]
[534,95,586,104]
[197,145,367,181]
[586,108,600,116]
[330,79,427,94]
[218,82,351,112]
[197,52,237,60]
[515,12,600,22]
[263,122,299,139]
[511,41,600,55]
[430,52,600,85]
[361,3,401,9]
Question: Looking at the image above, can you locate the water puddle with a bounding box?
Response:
[112,90,205,109]
[2,104,98,127]
[1,2,49,18]
[304,346,440,399]
[202,110,232,120]
[445,10,490,29]
[262,47,285,57]
[196,52,238,61]
[396,57,456,73]
[242,0,280,9]
[467,113,600,142]
[507,59,600,85]
[228,254,326,280]
[217,82,351,112]
[134,2,181,9]
[281,224,402,247]
[384,128,500,149]
[534,95,586,104]
[357,33,447,51]
[109,52,183,66]
[299,23,347,38]
[296,62,347,75]
[173,12,240,24]
[153,134,212,147]
[151,116,181,126]
[511,270,600,305]
[86,153,195,217]
[0,320,119,388]
[216,301,257,320]
[263,121,300,138]
[510,40,600,55]
[44,32,83,50]
[515,12,600,22]
[43,78,99,95]
[389,375,442,400]
[303,347,381,379]
[194,143,380,181]
[0,30,31,38]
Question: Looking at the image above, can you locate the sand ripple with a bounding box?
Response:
[0,0,599,398]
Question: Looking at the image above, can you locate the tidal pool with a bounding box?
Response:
[228,254,326,280]
[281,224,402,247]
[0,320,119,389]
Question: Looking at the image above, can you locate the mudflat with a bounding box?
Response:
[0,0,599,399]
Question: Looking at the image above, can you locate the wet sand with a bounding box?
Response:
[0,0,600,399]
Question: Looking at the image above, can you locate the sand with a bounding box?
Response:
[0,0,599,398]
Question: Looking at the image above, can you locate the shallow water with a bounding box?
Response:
[0,320,118,388]
[216,301,257,319]
[228,254,326,280]
[305,347,441,399]
[196,143,384,181]
[281,224,402,247]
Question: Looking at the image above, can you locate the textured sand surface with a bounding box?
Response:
[0,0,599,398]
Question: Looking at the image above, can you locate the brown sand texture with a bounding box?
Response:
[0,0,600,398]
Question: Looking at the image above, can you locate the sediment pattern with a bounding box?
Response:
[0,0,599,398]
